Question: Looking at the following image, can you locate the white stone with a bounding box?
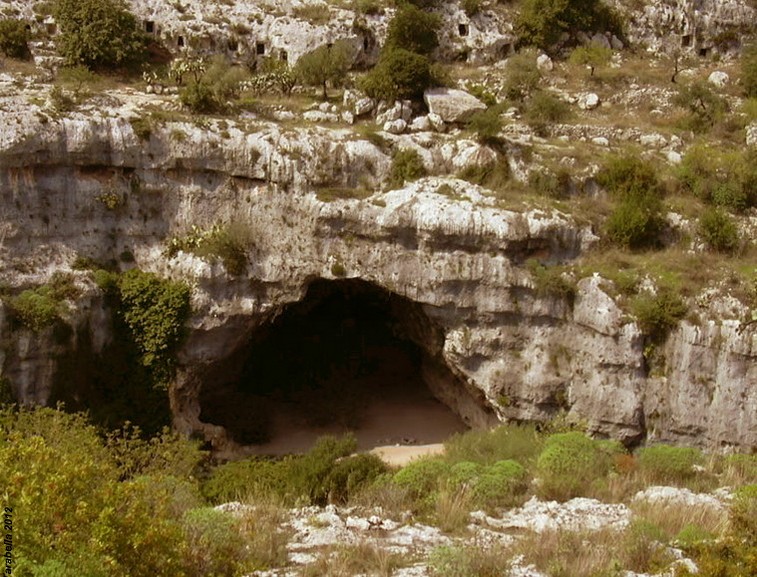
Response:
[574,276,624,336]
[383,119,407,134]
[746,122,757,147]
[579,93,601,110]
[639,133,667,148]
[341,111,355,124]
[409,115,431,132]
[666,150,682,164]
[592,136,609,146]
[423,88,487,123]
[707,71,729,88]
[427,112,446,132]
[536,54,553,72]
[610,35,624,50]
[302,110,340,123]
[354,97,375,117]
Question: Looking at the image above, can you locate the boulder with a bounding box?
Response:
[578,93,600,110]
[423,88,487,123]
[707,71,729,88]
[354,97,375,117]
[427,112,446,132]
[409,115,431,132]
[747,122,757,148]
[537,54,553,72]
[383,119,407,134]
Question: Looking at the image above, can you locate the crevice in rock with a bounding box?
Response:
[196,278,495,455]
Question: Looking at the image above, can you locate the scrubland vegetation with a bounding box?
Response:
[2,404,754,576]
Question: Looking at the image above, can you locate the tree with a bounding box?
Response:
[568,42,612,77]
[359,47,432,103]
[294,40,353,100]
[672,81,728,133]
[516,0,621,51]
[0,19,30,59]
[384,3,441,56]
[502,49,541,101]
[53,0,147,69]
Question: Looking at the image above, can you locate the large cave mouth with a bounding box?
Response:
[199,279,481,454]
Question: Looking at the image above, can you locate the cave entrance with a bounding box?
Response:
[199,279,484,455]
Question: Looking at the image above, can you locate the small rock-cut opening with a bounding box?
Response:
[199,279,473,454]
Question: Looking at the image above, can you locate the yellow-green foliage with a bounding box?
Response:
[389,148,426,188]
[536,432,623,501]
[202,434,386,505]
[5,272,79,331]
[0,406,249,577]
[635,444,703,484]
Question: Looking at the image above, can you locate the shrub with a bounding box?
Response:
[526,259,576,302]
[116,269,191,383]
[458,161,510,192]
[630,290,687,344]
[466,106,504,144]
[606,194,665,250]
[360,47,432,103]
[444,424,543,466]
[389,148,426,188]
[635,444,703,484]
[6,272,79,331]
[384,3,440,56]
[53,0,147,69]
[181,507,251,577]
[536,432,622,501]
[598,153,665,249]
[294,39,353,100]
[677,146,756,212]
[502,49,541,101]
[392,457,448,501]
[568,42,612,77]
[515,0,622,50]
[699,208,739,253]
[322,453,388,504]
[524,91,570,135]
[0,18,30,59]
[742,42,757,98]
[528,167,572,199]
[673,81,728,133]
[472,460,529,510]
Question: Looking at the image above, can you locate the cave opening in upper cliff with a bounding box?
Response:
[199,279,491,455]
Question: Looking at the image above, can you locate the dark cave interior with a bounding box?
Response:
[199,279,471,454]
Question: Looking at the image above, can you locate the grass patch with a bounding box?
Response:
[315,186,373,202]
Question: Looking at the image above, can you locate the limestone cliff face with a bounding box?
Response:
[0,106,754,453]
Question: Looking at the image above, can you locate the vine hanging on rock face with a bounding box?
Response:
[116,269,192,387]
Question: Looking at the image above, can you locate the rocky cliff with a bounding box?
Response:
[0,81,754,455]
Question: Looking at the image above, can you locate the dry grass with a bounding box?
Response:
[433,485,473,534]
[302,540,409,577]
[237,497,293,570]
[630,498,728,542]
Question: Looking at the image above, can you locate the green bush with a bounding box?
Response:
[116,269,191,383]
[536,432,621,501]
[472,460,529,510]
[458,161,510,192]
[741,42,757,98]
[0,18,30,59]
[515,0,623,50]
[389,147,427,188]
[182,507,251,577]
[392,457,449,500]
[606,194,665,250]
[360,47,432,103]
[630,290,687,344]
[528,168,572,199]
[598,154,665,250]
[677,146,755,212]
[673,82,728,133]
[524,91,570,135]
[6,272,79,331]
[466,105,504,144]
[526,259,576,302]
[384,3,440,56]
[635,444,703,484]
[444,423,543,466]
[502,49,541,101]
[321,453,388,504]
[699,208,739,253]
[53,0,147,69]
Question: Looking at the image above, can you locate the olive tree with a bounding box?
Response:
[53,0,147,69]
[294,40,353,100]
